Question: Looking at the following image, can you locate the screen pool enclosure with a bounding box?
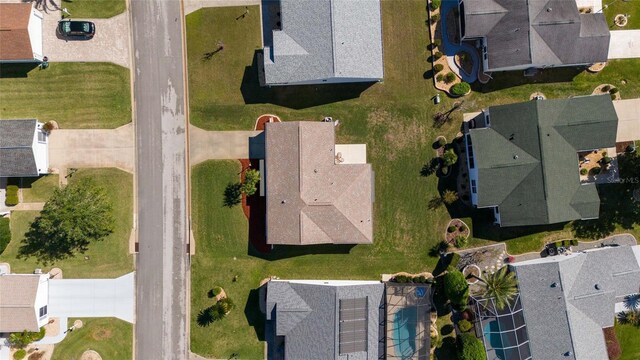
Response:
[471,293,532,360]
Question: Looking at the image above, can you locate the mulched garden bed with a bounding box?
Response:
[603,326,622,360]
[445,218,470,245]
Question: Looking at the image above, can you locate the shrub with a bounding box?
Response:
[443,190,459,204]
[240,169,260,196]
[430,14,440,24]
[223,182,242,207]
[570,239,578,246]
[448,226,457,233]
[437,136,446,147]
[433,39,441,48]
[441,324,454,335]
[458,319,473,332]
[434,63,444,73]
[590,166,601,175]
[602,85,611,92]
[443,269,469,308]
[5,185,19,206]
[14,349,27,360]
[444,72,456,84]
[457,333,487,360]
[431,0,441,10]
[0,218,10,255]
[436,74,444,82]
[443,149,458,166]
[434,51,443,61]
[610,87,619,94]
[454,235,467,248]
[611,93,618,101]
[451,82,471,96]
[208,286,223,298]
[8,328,45,348]
[601,156,612,165]
[580,168,588,175]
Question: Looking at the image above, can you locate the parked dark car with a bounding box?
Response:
[58,20,95,39]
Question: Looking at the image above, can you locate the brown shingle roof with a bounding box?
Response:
[0,275,40,332]
[0,3,35,61]
[265,122,374,245]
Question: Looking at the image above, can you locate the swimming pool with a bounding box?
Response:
[483,321,510,360]
[392,306,418,358]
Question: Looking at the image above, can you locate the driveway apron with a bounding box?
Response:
[48,272,135,323]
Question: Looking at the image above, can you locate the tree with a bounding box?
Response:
[479,266,518,310]
[240,169,260,196]
[443,269,469,309]
[624,292,640,311]
[18,178,114,264]
[617,310,640,327]
[443,190,459,204]
[223,182,242,207]
[443,149,458,167]
[457,333,487,360]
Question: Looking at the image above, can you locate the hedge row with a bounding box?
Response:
[5,185,18,206]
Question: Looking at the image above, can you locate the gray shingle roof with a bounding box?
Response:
[266,280,385,360]
[511,245,640,360]
[265,122,373,245]
[461,0,610,71]
[261,0,384,85]
[0,119,38,177]
[469,95,618,226]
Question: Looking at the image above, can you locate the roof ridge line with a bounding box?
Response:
[328,0,338,77]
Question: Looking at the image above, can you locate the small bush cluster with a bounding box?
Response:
[431,0,441,10]
[430,14,440,24]
[5,185,18,206]
[610,87,619,94]
[434,64,444,73]
[602,85,611,92]
[13,349,27,360]
[443,269,470,310]
[443,148,458,166]
[241,169,260,196]
[590,166,602,175]
[447,226,457,233]
[393,274,434,284]
[8,328,46,348]
[208,286,223,298]
[444,72,457,84]
[553,239,578,248]
[458,319,473,332]
[451,82,471,96]
[454,235,467,248]
[580,168,588,175]
[434,51,443,61]
[432,39,441,49]
[436,74,444,82]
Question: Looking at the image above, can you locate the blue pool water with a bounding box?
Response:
[483,321,508,360]
[440,0,480,83]
[415,287,426,298]
[393,307,417,358]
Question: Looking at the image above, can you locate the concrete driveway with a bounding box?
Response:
[609,30,640,59]
[614,98,640,142]
[49,124,134,173]
[48,272,135,323]
[40,0,131,68]
[189,125,263,164]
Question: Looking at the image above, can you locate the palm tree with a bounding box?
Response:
[479,266,518,310]
[623,292,640,311]
[617,310,639,326]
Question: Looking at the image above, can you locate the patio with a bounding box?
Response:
[386,283,432,359]
[578,147,620,184]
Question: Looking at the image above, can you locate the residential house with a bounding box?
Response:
[264,121,374,245]
[506,245,640,359]
[457,0,610,72]
[0,273,50,333]
[0,119,49,178]
[259,0,384,86]
[265,280,385,359]
[0,3,44,63]
[463,95,618,227]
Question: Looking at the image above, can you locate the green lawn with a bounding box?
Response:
[188,1,640,357]
[51,318,132,360]
[0,218,10,255]
[0,168,133,278]
[0,63,131,129]
[63,0,126,19]
[20,175,59,203]
[604,0,640,29]
[615,322,640,360]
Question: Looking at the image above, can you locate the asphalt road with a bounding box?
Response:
[130,0,189,358]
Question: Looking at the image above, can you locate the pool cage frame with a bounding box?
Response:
[470,293,533,360]
[385,284,432,359]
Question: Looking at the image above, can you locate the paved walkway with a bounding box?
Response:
[614,98,640,142]
[48,124,135,173]
[38,0,131,68]
[609,30,640,60]
[48,272,135,323]
[184,0,259,15]
[189,125,263,164]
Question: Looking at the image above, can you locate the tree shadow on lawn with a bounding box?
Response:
[0,63,39,78]
[472,66,585,94]
[244,288,265,341]
[240,50,376,110]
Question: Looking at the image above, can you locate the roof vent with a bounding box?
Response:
[595,284,601,290]
[565,351,573,356]
[281,200,287,204]
[547,7,552,12]
[513,155,519,160]
[551,282,558,288]
[314,169,318,173]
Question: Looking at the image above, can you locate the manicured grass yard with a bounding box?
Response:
[0,168,133,278]
[20,175,60,203]
[51,318,132,360]
[0,63,131,129]
[615,322,640,360]
[63,0,126,19]
[188,1,640,357]
[604,1,640,29]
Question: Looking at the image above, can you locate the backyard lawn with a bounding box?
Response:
[0,63,131,129]
[0,168,133,278]
[188,1,640,357]
[51,318,132,360]
[615,322,640,360]
[604,0,640,29]
[63,0,127,19]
